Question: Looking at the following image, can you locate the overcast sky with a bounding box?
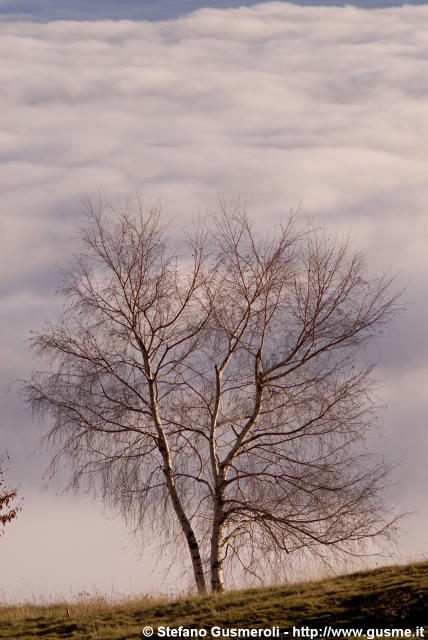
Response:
[1,1,427,603]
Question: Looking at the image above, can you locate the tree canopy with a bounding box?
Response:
[25,199,402,592]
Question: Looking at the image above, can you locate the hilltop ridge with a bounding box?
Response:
[1,561,427,639]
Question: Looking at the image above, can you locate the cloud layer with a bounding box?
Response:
[1,2,427,600]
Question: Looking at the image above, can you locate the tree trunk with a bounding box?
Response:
[145,368,207,594]
[210,518,225,592]
[166,476,207,594]
[210,475,226,592]
[156,427,206,593]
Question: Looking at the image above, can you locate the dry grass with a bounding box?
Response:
[1,561,427,639]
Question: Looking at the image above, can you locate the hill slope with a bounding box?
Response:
[1,561,427,639]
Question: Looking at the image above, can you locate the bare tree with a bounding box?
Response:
[24,198,402,593]
[0,452,21,535]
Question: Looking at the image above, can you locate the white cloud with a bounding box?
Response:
[1,2,428,599]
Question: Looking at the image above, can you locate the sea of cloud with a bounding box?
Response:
[1,2,427,600]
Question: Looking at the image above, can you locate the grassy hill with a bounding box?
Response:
[1,561,427,639]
